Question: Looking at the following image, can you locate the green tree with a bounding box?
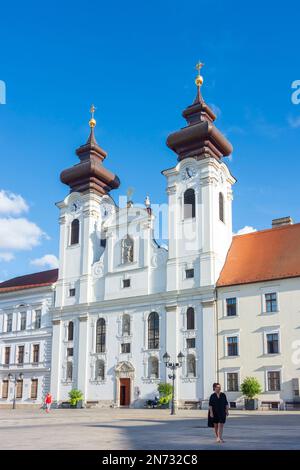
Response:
[68,389,84,407]
[240,377,262,399]
[157,382,173,407]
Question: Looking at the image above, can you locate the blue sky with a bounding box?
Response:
[0,0,300,281]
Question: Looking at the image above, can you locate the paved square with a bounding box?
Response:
[0,408,299,450]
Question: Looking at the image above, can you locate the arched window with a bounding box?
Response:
[122,314,131,336]
[187,354,196,377]
[219,192,225,222]
[68,321,74,341]
[184,189,195,219]
[95,359,105,381]
[70,219,79,245]
[148,356,159,379]
[186,307,195,330]
[148,312,159,350]
[66,361,73,381]
[96,318,106,353]
[121,235,134,263]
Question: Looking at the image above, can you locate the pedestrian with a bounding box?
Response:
[44,392,53,413]
[208,382,229,443]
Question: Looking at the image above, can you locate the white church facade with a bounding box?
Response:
[0,68,299,409]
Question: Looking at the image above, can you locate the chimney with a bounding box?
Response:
[272,216,293,228]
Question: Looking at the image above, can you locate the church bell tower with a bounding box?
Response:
[163,64,236,291]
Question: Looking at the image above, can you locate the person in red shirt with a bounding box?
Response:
[44,392,53,413]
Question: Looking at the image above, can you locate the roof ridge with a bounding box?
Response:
[233,222,300,239]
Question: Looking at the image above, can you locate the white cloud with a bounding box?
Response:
[0,217,46,251]
[0,190,29,215]
[235,226,257,236]
[288,116,300,129]
[0,252,15,262]
[210,103,222,117]
[30,254,59,269]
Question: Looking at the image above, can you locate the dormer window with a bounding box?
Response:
[121,235,134,263]
[70,219,79,245]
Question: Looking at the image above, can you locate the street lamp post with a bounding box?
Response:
[8,372,24,410]
[163,351,184,415]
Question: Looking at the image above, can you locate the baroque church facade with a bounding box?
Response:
[0,67,299,409]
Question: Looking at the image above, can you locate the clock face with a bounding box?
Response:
[70,199,82,213]
[100,200,114,219]
[181,166,196,181]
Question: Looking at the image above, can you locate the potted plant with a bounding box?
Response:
[241,377,262,410]
[157,382,173,409]
[68,389,84,408]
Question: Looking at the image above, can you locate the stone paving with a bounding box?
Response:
[0,408,299,450]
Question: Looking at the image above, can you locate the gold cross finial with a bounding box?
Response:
[89,104,97,128]
[195,62,204,88]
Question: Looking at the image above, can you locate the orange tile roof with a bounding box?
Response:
[217,223,300,287]
[0,269,58,294]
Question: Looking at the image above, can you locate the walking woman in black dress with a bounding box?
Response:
[208,382,229,443]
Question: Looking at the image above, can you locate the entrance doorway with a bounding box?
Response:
[119,378,130,406]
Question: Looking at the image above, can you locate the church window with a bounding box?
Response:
[186,307,195,330]
[68,321,74,341]
[148,312,159,350]
[219,192,225,222]
[96,318,106,353]
[184,188,195,219]
[70,219,79,245]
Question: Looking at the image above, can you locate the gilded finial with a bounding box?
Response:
[195,62,204,88]
[89,104,96,128]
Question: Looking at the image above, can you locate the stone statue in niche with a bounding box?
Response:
[122,236,134,263]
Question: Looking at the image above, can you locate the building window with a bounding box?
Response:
[186,338,196,349]
[122,314,131,336]
[265,293,277,313]
[20,312,26,331]
[227,373,239,391]
[185,268,194,279]
[69,288,76,297]
[16,379,23,399]
[184,188,195,219]
[67,347,73,357]
[123,279,131,288]
[31,379,38,399]
[34,310,41,329]
[121,235,134,263]
[2,380,9,399]
[186,307,195,330]
[96,318,106,353]
[32,344,40,363]
[66,361,73,381]
[95,359,105,381]
[148,356,159,379]
[68,321,74,341]
[6,314,12,333]
[17,345,24,364]
[227,336,239,356]
[267,333,279,354]
[187,354,196,377]
[226,298,237,316]
[267,371,281,391]
[4,346,10,365]
[70,219,79,245]
[148,312,159,350]
[219,192,225,222]
[121,343,131,354]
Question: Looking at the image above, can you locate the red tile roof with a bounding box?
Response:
[0,269,58,294]
[217,223,300,287]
